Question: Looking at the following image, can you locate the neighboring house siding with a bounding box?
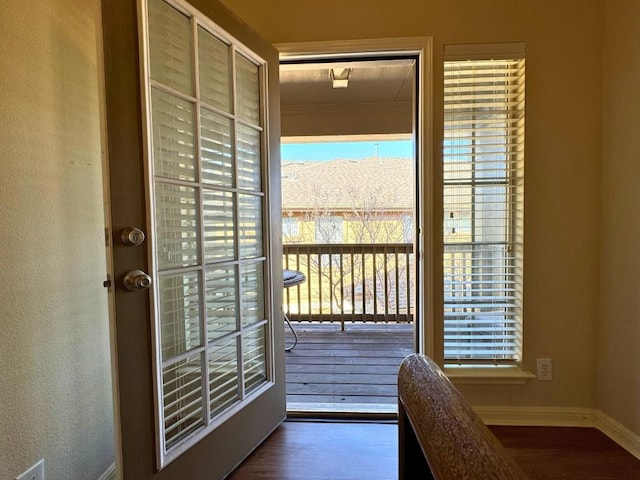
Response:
[282,211,413,245]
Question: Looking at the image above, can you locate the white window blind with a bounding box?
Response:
[443,47,525,365]
[144,0,270,466]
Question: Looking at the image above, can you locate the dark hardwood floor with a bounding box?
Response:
[229,421,640,480]
[490,425,640,479]
[285,323,414,413]
[272,323,640,478]
[228,421,397,480]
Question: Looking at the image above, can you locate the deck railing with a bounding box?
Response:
[283,243,415,329]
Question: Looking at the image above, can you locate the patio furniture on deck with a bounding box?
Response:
[283,269,306,352]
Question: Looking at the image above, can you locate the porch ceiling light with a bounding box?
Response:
[330,67,351,88]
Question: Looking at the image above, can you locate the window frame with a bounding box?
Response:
[314,215,344,243]
[442,43,528,376]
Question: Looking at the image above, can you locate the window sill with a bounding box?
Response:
[444,365,536,385]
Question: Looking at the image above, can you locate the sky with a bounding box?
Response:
[281,140,413,162]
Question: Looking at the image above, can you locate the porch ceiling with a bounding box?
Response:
[280,59,415,107]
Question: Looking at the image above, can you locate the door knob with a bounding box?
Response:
[123,270,152,291]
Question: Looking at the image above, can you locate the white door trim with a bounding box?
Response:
[277,37,435,358]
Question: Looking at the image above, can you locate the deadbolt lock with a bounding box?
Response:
[123,270,152,291]
[121,227,146,247]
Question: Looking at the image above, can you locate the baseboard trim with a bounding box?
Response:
[473,405,640,460]
[474,406,596,427]
[97,462,117,480]
[96,409,640,474]
[596,411,640,460]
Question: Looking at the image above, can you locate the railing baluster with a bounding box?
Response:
[307,248,312,319]
[317,250,322,321]
[372,249,378,320]
[296,247,301,321]
[406,249,411,323]
[339,252,345,331]
[284,253,291,319]
[361,251,367,322]
[350,247,356,324]
[395,251,400,321]
[328,248,334,324]
[283,243,414,325]
[384,246,389,322]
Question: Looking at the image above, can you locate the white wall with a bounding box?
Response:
[0,0,636,476]
[0,1,114,478]
[598,0,640,436]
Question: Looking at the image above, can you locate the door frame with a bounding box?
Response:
[277,38,435,359]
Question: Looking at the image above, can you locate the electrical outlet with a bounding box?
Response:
[15,459,44,480]
[537,358,553,381]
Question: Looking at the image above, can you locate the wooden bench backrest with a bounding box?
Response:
[398,354,528,480]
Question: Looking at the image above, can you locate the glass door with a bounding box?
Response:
[101,0,284,477]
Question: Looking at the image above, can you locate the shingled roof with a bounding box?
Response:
[281,156,414,212]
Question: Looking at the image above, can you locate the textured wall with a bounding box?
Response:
[222,0,605,409]
[598,0,640,436]
[0,0,114,479]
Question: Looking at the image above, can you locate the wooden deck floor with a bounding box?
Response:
[285,323,414,414]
